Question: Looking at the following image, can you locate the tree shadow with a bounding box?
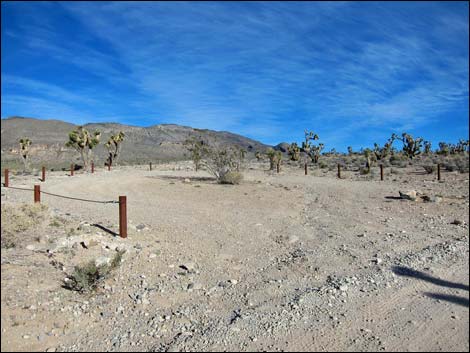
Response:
[146,175,216,183]
[92,224,118,237]
[392,266,469,291]
[424,293,469,308]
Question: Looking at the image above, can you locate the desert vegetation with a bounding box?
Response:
[66,126,101,171]
[1,121,469,352]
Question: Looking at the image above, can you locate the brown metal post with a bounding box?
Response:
[42,166,46,182]
[108,163,111,171]
[337,164,341,179]
[276,163,280,173]
[119,196,127,238]
[380,164,384,181]
[150,162,152,171]
[437,163,441,181]
[4,169,9,187]
[304,162,308,175]
[91,162,95,174]
[71,164,74,176]
[34,185,40,203]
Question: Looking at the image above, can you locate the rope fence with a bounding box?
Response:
[2,177,126,238]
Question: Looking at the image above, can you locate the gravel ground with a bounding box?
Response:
[1,161,469,352]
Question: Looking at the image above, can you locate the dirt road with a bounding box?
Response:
[1,162,468,351]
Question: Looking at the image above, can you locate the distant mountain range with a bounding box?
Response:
[1,116,275,168]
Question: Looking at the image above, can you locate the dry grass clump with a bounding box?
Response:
[1,203,48,248]
[63,250,125,293]
[220,171,243,185]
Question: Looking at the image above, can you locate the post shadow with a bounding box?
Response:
[392,266,469,291]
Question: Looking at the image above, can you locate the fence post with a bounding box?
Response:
[150,162,152,171]
[4,169,9,187]
[437,163,441,181]
[91,162,95,174]
[71,164,74,176]
[108,163,111,172]
[304,162,308,175]
[34,185,40,203]
[276,163,280,173]
[380,164,384,181]
[337,164,341,179]
[42,166,46,182]
[119,196,127,238]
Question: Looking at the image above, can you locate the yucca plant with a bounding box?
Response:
[105,131,125,167]
[65,126,101,171]
[19,138,32,172]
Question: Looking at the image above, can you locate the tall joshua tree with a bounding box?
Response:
[373,134,397,162]
[398,133,423,159]
[105,131,125,167]
[302,130,324,164]
[66,126,101,171]
[287,143,301,161]
[184,137,206,172]
[19,138,32,172]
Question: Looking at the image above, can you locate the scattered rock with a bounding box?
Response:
[399,190,417,201]
[95,257,111,267]
[180,263,196,272]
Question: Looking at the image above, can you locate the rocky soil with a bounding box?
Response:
[1,161,469,352]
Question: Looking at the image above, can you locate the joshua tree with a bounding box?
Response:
[423,140,432,155]
[364,148,376,172]
[19,138,32,172]
[438,142,449,155]
[266,148,279,170]
[456,139,469,154]
[301,130,324,164]
[184,137,205,172]
[255,151,262,161]
[287,143,301,161]
[236,148,247,172]
[105,131,125,167]
[398,133,423,159]
[373,134,396,161]
[347,146,354,156]
[66,127,101,171]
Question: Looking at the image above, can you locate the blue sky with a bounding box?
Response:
[1,1,468,151]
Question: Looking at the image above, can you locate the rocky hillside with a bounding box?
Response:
[1,117,270,169]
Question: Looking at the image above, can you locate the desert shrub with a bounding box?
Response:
[359,167,370,175]
[422,165,436,174]
[63,250,125,293]
[1,203,48,248]
[444,163,457,172]
[390,168,404,175]
[319,161,328,169]
[219,171,243,185]
[201,145,244,184]
[456,160,469,173]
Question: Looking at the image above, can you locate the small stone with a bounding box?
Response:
[339,285,348,292]
[451,219,462,225]
[26,244,35,251]
[399,190,417,201]
[95,257,111,267]
[180,263,196,272]
[149,253,157,259]
[183,178,191,183]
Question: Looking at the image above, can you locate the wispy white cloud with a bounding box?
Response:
[1,1,468,149]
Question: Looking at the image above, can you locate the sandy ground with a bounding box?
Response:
[1,161,469,352]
